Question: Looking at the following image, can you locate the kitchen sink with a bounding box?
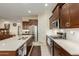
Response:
[18,37,28,40]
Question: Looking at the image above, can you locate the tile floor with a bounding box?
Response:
[33,42,51,56]
[30,46,41,56]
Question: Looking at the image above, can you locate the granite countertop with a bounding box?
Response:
[52,39,79,55]
[0,35,32,51]
[47,33,79,55]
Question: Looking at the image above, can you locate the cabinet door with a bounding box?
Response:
[53,42,71,56]
[54,45,60,56]
[49,15,54,29]
[53,6,59,20]
[54,42,61,56]
[69,3,79,28]
[22,21,30,29]
[29,20,38,26]
[60,4,70,28]
[27,36,34,55]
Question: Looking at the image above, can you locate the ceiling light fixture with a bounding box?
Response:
[28,10,31,13]
[45,3,48,7]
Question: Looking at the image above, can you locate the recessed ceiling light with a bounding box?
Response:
[28,10,31,13]
[45,3,48,7]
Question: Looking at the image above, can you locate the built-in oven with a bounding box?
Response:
[51,20,59,28]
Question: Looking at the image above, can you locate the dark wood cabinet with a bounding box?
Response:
[53,42,71,56]
[60,4,70,28]
[49,15,53,29]
[69,4,79,27]
[29,20,38,26]
[0,51,17,56]
[53,6,59,20]
[60,3,79,28]
[22,19,38,29]
[22,21,30,29]
[54,42,61,56]
[50,3,79,28]
[49,6,59,29]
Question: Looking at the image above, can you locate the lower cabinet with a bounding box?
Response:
[54,45,60,56]
[26,36,34,55]
[53,42,71,56]
[0,51,17,56]
[17,35,34,56]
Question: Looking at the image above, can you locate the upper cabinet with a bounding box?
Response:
[22,19,38,29]
[69,4,79,28]
[60,4,70,28]
[49,6,59,29]
[22,21,30,29]
[49,15,53,29]
[60,3,79,28]
[50,3,79,28]
[52,6,59,20]
[29,19,38,26]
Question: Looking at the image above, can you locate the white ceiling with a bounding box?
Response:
[0,3,56,19]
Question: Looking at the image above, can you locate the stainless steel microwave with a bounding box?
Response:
[51,20,59,28]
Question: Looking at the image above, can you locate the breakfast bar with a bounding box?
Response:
[0,35,34,56]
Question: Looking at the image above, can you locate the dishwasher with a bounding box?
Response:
[46,36,54,56]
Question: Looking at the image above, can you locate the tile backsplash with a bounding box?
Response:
[64,28,79,43]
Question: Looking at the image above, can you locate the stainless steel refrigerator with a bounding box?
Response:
[29,25,38,42]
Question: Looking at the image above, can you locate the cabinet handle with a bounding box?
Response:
[65,22,70,27]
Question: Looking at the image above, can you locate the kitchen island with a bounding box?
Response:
[0,35,34,56]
